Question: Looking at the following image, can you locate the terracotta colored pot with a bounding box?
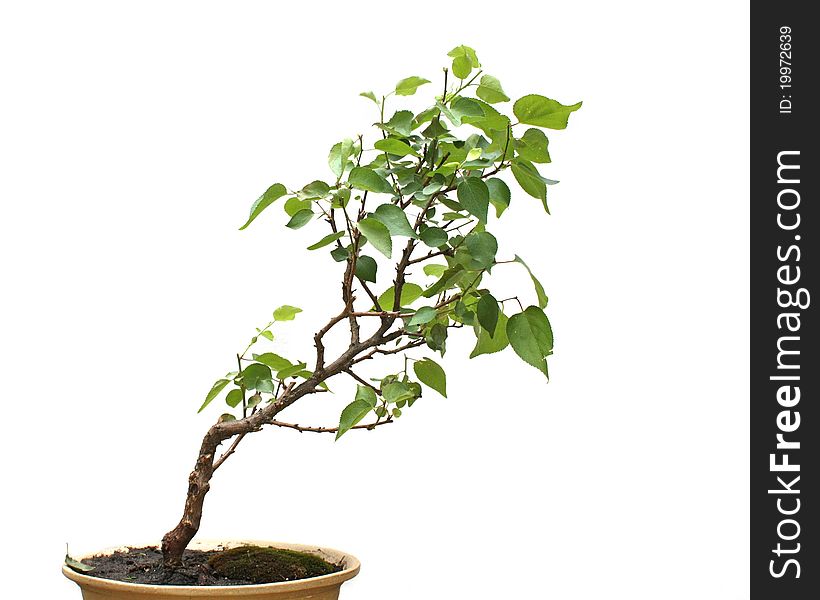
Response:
[62,540,360,600]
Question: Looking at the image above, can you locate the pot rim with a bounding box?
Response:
[62,539,361,595]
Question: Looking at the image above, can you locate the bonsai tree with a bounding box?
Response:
[161,45,581,567]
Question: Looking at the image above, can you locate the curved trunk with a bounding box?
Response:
[160,428,224,566]
[160,321,396,566]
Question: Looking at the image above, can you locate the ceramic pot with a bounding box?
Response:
[63,540,360,600]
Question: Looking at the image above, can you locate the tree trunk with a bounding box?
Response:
[160,427,224,566]
[160,325,395,566]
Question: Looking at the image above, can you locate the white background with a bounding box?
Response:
[0,1,750,598]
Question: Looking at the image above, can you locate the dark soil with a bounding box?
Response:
[80,545,342,586]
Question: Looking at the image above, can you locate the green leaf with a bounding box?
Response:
[299,180,331,199]
[253,352,294,372]
[336,385,378,440]
[476,75,510,104]
[452,54,472,79]
[286,209,314,229]
[506,306,553,378]
[355,255,378,283]
[277,362,308,380]
[395,76,431,96]
[218,413,236,423]
[349,166,394,194]
[447,45,480,68]
[258,330,274,341]
[457,177,489,223]
[358,217,392,258]
[515,128,551,163]
[198,378,230,413]
[225,388,244,408]
[240,183,287,230]
[374,138,419,158]
[274,305,302,321]
[331,246,350,262]
[378,282,424,310]
[284,197,312,217]
[65,553,95,573]
[470,312,509,358]
[384,110,414,136]
[360,91,379,104]
[241,363,273,390]
[419,226,448,248]
[462,231,498,270]
[513,95,582,130]
[414,358,447,397]
[513,255,548,308]
[476,293,499,337]
[511,159,555,213]
[307,231,345,250]
[328,138,355,178]
[373,203,417,238]
[408,306,437,326]
[423,264,448,277]
[422,265,465,298]
[486,177,511,217]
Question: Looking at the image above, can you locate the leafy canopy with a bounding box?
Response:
[206,46,580,437]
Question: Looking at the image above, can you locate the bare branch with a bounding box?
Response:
[268,418,393,434]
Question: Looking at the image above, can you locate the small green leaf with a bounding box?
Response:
[286,209,314,229]
[198,378,230,413]
[414,358,447,397]
[515,128,551,163]
[241,363,273,390]
[307,231,345,250]
[486,178,511,217]
[395,76,431,96]
[358,217,392,258]
[240,183,287,230]
[65,553,95,573]
[277,362,308,380]
[218,413,236,423]
[225,388,243,408]
[513,95,582,130]
[378,283,424,310]
[465,147,483,162]
[423,264,448,277]
[274,305,302,321]
[384,110,414,136]
[284,197,312,217]
[408,306,437,326]
[349,167,394,194]
[336,385,378,440]
[476,293,499,337]
[355,255,378,283]
[511,159,556,213]
[452,54,472,79]
[457,177,489,223]
[258,330,274,341]
[447,45,480,68]
[506,306,553,378]
[328,138,355,178]
[513,255,548,308]
[373,203,418,238]
[462,231,498,270]
[419,226,448,248]
[299,180,331,199]
[331,246,350,262]
[360,91,379,104]
[253,352,294,372]
[476,75,510,104]
[374,138,419,158]
[470,312,509,358]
